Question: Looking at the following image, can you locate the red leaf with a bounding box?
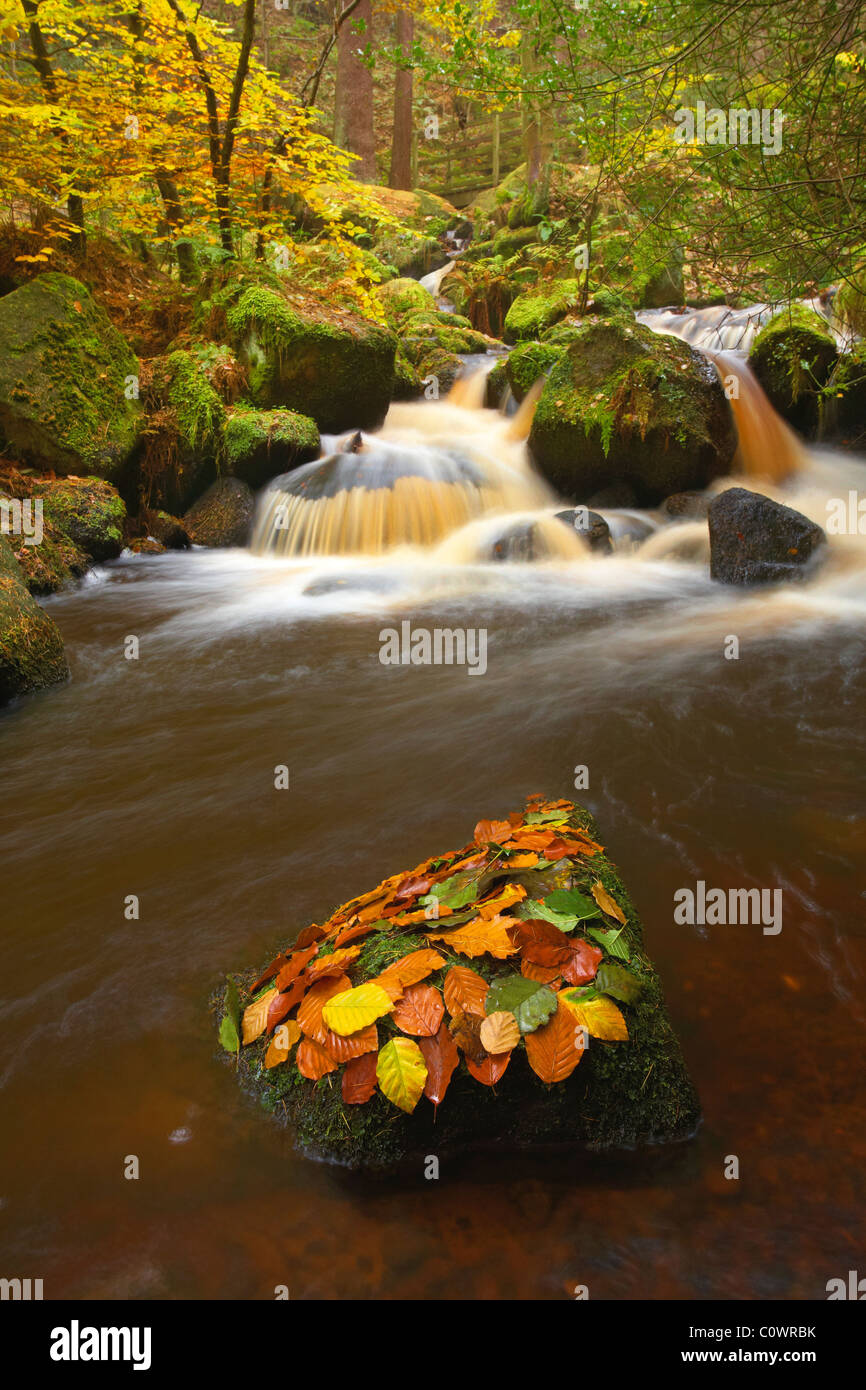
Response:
[467,1050,512,1086]
[335,919,380,947]
[418,1022,460,1107]
[560,938,603,986]
[266,976,307,1032]
[342,1051,378,1105]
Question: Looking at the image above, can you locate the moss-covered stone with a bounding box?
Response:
[0,273,143,484]
[506,341,565,402]
[147,511,191,550]
[33,476,126,563]
[485,356,510,409]
[376,277,436,323]
[749,305,838,436]
[0,533,68,704]
[227,287,396,432]
[221,799,700,1172]
[825,342,866,446]
[392,350,422,401]
[183,476,255,548]
[529,316,737,504]
[412,346,463,395]
[504,278,583,342]
[224,406,319,489]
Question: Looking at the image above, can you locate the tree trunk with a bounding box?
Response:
[388,11,414,190]
[521,35,551,193]
[334,0,377,182]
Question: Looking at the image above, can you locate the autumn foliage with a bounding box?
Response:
[220,796,647,1118]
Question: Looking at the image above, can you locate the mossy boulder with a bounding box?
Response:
[153,349,225,515]
[529,317,737,504]
[0,273,143,484]
[504,279,583,342]
[147,511,191,550]
[749,305,838,436]
[183,477,255,548]
[506,341,565,402]
[224,406,319,490]
[392,351,422,401]
[220,797,699,1172]
[376,277,436,323]
[227,287,396,432]
[0,534,68,704]
[412,346,463,396]
[826,343,866,446]
[33,476,126,563]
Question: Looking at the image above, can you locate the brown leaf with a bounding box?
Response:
[275,944,319,991]
[297,1036,339,1080]
[524,1000,587,1083]
[342,1051,378,1105]
[474,818,512,845]
[375,947,446,994]
[467,1050,512,1086]
[297,973,352,1043]
[591,880,627,924]
[520,957,562,985]
[392,983,445,1037]
[448,1010,487,1062]
[443,965,489,1018]
[266,976,307,1032]
[418,1023,460,1108]
[560,938,603,985]
[427,915,519,959]
[322,1022,378,1064]
[393,873,434,902]
[479,1010,520,1054]
[304,945,361,984]
[250,952,291,995]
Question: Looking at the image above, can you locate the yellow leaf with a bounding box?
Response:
[591,881,627,925]
[479,1011,521,1054]
[321,982,394,1036]
[264,1020,301,1068]
[560,992,628,1041]
[376,1037,427,1113]
[241,987,278,1045]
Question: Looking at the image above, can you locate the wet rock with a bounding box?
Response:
[224,406,320,490]
[184,477,255,548]
[529,317,737,505]
[708,487,826,585]
[227,287,396,433]
[147,511,191,550]
[0,534,68,704]
[748,306,837,437]
[587,481,639,509]
[0,273,143,484]
[128,537,166,555]
[32,476,126,563]
[504,278,583,343]
[555,508,612,553]
[662,490,710,520]
[506,341,564,403]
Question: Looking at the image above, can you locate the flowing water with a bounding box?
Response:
[1,319,865,1300]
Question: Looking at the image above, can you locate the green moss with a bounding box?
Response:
[375,277,436,323]
[392,350,421,401]
[749,305,838,435]
[0,534,68,703]
[506,341,564,402]
[0,273,143,483]
[503,278,583,342]
[165,350,225,455]
[223,406,319,488]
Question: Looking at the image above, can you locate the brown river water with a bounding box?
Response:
[1,358,865,1300]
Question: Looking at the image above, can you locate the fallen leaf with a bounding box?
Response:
[241,987,279,1045]
[485,975,558,1034]
[591,881,627,924]
[476,882,526,918]
[322,1022,378,1063]
[448,1010,487,1062]
[443,965,489,1018]
[520,957,562,985]
[392,983,445,1037]
[377,1037,427,1113]
[595,961,645,1003]
[561,991,628,1040]
[427,915,519,959]
[467,1050,512,1085]
[335,919,381,947]
[560,938,603,986]
[418,1023,460,1107]
[266,977,307,1032]
[321,981,393,1035]
[264,1020,301,1068]
[304,945,361,983]
[375,947,446,993]
[342,1051,378,1104]
[295,923,327,949]
[479,1010,521,1053]
[297,1036,339,1080]
[275,944,319,991]
[297,974,352,1043]
[524,1001,587,1082]
[474,817,512,845]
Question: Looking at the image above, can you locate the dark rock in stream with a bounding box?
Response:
[219,799,701,1174]
[555,508,613,553]
[184,477,255,548]
[708,487,826,585]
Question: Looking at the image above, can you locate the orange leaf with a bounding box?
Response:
[443,965,489,1018]
[264,1020,301,1068]
[524,1001,587,1083]
[297,974,352,1043]
[477,883,526,918]
[295,923,327,948]
[521,957,562,985]
[266,976,307,1032]
[504,852,539,868]
[275,944,318,990]
[297,1036,339,1080]
[479,1010,520,1053]
[335,919,380,947]
[591,880,627,924]
[467,1050,512,1085]
[427,915,518,959]
[376,948,446,992]
[342,1051,378,1104]
[474,818,512,845]
[418,1023,460,1107]
[304,945,361,983]
[323,1022,378,1064]
[392,983,445,1037]
[241,987,278,1045]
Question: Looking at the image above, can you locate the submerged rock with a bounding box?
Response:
[220,798,700,1172]
[708,487,826,585]
[555,508,613,553]
[0,273,143,484]
[184,477,255,548]
[0,534,68,705]
[529,317,737,505]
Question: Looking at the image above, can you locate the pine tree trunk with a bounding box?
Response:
[334,0,377,182]
[388,11,414,190]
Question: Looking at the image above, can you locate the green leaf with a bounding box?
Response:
[595,961,645,1003]
[524,810,569,824]
[219,976,240,1053]
[420,869,480,911]
[544,887,599,920]
[587,925,630,960]
[485,976,557,1034]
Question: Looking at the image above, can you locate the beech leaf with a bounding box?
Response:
[484,975,558,1034]
[321,982,393,1035]
[376,1037,428,1113]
